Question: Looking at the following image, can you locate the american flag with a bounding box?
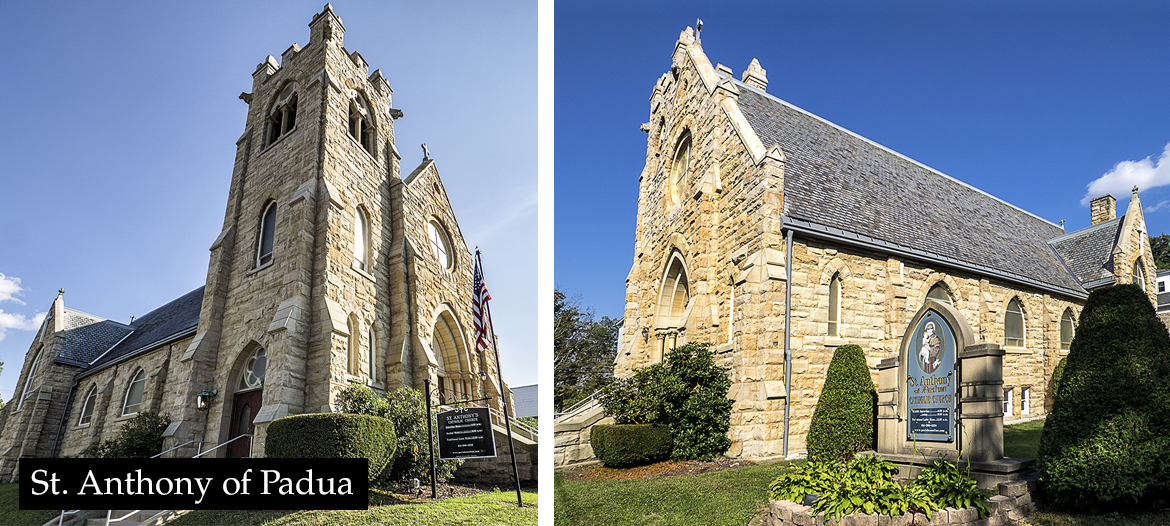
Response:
[473,250,492,353]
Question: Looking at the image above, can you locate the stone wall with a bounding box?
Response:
[553,404,612,467]
[453,425,538,485]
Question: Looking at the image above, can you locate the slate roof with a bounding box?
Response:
[734,83,1087,295]
[1048,218,1123,288]
[82,286,204,375]
[57,310,133,367]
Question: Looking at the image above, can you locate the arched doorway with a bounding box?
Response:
[228,346,266,458]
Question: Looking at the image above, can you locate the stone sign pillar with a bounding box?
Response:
[875,300,1029,488]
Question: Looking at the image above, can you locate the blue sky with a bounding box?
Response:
[0,1,538,401]
[555,0,1170,321]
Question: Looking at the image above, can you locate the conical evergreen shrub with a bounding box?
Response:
[1038,284,1170,512]
[807,344,876,462]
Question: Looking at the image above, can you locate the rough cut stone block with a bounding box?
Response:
[887,513,911,526]
[950,507,977,523]
[986,495,1013,513]
[997,480,1027,498]
[912,513,927,525]
[929,509,948,525]
[774,501,793,522]
[853,513,879,526]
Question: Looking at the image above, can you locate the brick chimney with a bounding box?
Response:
[1090,194,1116,225]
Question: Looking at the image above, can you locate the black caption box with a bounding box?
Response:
[20,458,368,510]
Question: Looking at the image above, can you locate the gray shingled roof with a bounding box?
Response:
[734,83,1086,294]
[57,310,133,367]
[1048,217,1123,288]
[83,287,204,375]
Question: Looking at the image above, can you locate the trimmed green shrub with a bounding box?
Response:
[83,411,171,458]
[1038,284,1170,512]
[266,413,397,481]
[591,424,672,468]
[1049,357,1067,401]
[598,342,733,460]
[335,381,462,483]
[807,344,876,462]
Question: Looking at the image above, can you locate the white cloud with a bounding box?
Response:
[0,310,46,341]
[1146,200,1170,214]
[1082,143,1170,206]
[0,273,26,305]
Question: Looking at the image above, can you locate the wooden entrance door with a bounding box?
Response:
[228,389,262,458]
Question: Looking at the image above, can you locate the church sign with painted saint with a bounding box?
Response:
[906,310,956,442]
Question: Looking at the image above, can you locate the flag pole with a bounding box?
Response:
[478,249,524,507]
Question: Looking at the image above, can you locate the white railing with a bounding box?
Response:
[554,372,630,420]
[103,510,140,526]
[488,407,537,441]
[57,509,79,526]
[193,434,252,458]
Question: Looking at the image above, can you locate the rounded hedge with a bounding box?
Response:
[591,424,672,468]
[807,344,876,462]
[266,413,398,481]
[1038,284,1170,512]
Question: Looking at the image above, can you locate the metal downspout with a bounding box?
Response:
[783,228,793,458]
[50,378,79,458]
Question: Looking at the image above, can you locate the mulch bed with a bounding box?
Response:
[368,481,495,505]
[560,457,754,481]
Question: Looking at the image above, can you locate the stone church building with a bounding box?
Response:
[0,5,518,478]
[617,27,1155,460]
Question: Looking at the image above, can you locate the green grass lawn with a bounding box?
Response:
[1004,418,1046,458]
[169,489,537,526]
[555,460,799,526]
[0,483,59,526]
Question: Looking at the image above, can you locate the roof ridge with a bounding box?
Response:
[1047,216,1123,244]
[131,286,204,325]
[62,308,132,329]
[730,79,1064,231]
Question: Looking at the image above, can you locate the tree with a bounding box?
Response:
[1151,233,1170,270]
[554,289,620,412]
[1038,284,1170,511]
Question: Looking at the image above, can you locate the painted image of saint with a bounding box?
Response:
[917,321,943,374]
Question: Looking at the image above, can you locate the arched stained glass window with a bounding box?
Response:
[1134,260,1146,291]
[78,385,97,425]
[1060,309,1075,351]
[238,347,267,391]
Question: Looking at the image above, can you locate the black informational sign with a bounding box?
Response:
[909,407,951,436]
[19,458,368,510]
[437,407,496,459]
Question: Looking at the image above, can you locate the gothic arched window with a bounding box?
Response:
[354,207,369,271]
[238,347,267,391]
[18,349,43,410]
[265,85,298,146]
[1005,298,1025,348]
[348,317,361,376]
[349,93,374,154]
[1134,260,1146,291]
[1060,309,1075,351]
[368,325,379,384]
[78,385,98,425]
[428,220,453,270]
[257,201,277,267]
[926,284,952,305]
[828,273,841,337]
[121,369,146,416]
[670,134,692,205]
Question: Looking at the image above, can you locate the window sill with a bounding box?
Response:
[345,133,378,162]
[1004,346,1031,354]
[823,336,848,348]
[75,422,91,429]
[351,261,376,283]
[259,125,298,155]
[248,260,275,276]
[114,412,139,422]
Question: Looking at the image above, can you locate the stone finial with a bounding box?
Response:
[1090,194,1116,226]
[742,58,768,91]
[679,27,696,45]
[1133,185,1140,196]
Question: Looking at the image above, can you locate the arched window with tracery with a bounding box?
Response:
[1134,260,1146,291]
[349,93,374,153]
[265,84,298,146]
[238,347,267,391]
[1005,298,1025,348]
[655,255,690,361]
[428,220,453,270]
